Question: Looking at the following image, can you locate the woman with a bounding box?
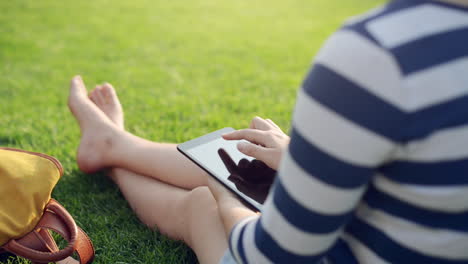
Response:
[68,0,468,263]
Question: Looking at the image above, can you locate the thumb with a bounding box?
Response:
[237,142,275,168]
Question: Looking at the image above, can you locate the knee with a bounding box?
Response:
[184,186,217,215]
[182,187,219,245]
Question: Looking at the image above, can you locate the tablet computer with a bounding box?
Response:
[177,128,276,211]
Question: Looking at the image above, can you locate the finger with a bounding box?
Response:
[249,116,273,131]
[218,148,238,174]
[222,129,267,146]
[237,142,272,164]
[265,119,281,129]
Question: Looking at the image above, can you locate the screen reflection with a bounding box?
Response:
[217,148,276,204]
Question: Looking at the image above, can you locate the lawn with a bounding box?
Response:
[0,0,382,263]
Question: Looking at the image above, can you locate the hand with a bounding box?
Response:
[218,149,275,204]
[222,116,290,170]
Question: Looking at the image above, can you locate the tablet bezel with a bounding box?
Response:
[177,127,262,212]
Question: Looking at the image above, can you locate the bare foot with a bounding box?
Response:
[89,83,124,129]
[68,76,119,173]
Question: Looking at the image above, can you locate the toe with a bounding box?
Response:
[95,86,106,105]
[70,75,87,96]
[102,83,118,102]
[89,86,101,104]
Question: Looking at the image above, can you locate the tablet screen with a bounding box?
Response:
[178,128,276,211]
[186,137,252,180]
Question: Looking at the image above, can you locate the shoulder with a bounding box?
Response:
[307,0,468,113]
[339,0,468,74]
[305,0,468,143]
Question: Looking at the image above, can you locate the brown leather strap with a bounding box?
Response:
[15,229,58,264]
[15,228,58,255]
[3,199,94,263]
[29,227,94,264]
[4,199,77,262]
[37,228,59,252]
[74,226,95,264]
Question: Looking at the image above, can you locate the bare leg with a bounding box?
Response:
[68,77,207,189]
[87,84,190,233]
[110,170,228,264]
[70,78,227,263]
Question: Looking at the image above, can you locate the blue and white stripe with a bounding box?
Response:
[228,1,468,263]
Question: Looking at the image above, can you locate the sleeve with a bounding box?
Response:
[228,29,403,263]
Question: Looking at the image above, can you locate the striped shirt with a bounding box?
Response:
[228,1,468,263]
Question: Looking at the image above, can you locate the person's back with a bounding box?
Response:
[227,0,468,263]
[335,0,468,262]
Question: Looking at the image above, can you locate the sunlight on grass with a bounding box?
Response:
[0,0,383,263]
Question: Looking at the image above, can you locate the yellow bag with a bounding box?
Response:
[0,147,94,264]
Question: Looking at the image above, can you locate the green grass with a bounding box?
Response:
[0,0,382,263]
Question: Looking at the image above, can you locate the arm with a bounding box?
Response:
[215,29,400,263]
